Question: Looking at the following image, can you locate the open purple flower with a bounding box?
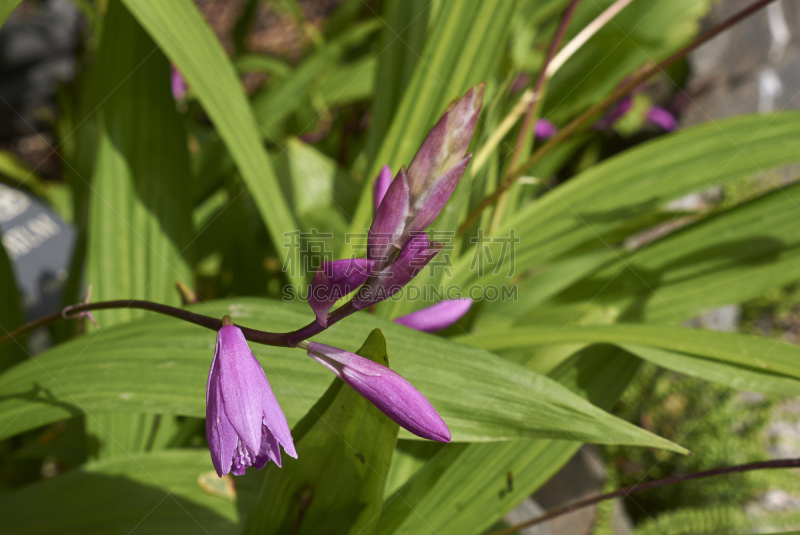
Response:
[206,319,296,476]
[299,341,450,442]
[394,298,472,332]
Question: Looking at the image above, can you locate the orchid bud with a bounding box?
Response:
[367,167,410,268]
[367,84,484,265]
[403,83,484,235]
[354,233,442,310]
[206,319,296,476]
[302,341,451,442]
[394,298,472,333]
[373,165,393,213]
[406,83,484,199]
[308,258,374,327]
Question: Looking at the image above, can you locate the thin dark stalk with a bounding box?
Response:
[490,457,800,535]
[0,299,360,349]
[507,0,581,177]
[458,0,777,236]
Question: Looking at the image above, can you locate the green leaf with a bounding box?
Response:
[118,0,304,288]
[0,150,46,198]
[84,0,195,458]
[0,298,683,452]
[316,53,376,107]
[252,19,381,135]
[234,54,292,79]
[87,0,192,326]
[244,329,398,535]
[557,181,800,323]
[0,449,239,534]
[458,324,800,395]
[362,0,431,167]
[377,344,638,535]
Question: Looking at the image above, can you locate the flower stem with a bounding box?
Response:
[489,457,800,535]
[491,0,581,232]
[457,0,778,236]
[0,299,360,349]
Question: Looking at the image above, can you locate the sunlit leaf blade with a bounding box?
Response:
[87,0,192,326]
[0,299,683,452]
[559,182,800,323]
[118,0,304,288]
[83,1,196,458]
[244,329,398,535]
[0,450,239,534]
[458,324,800,394]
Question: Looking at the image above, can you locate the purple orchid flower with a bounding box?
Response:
[308,258,374,327]
[171,65,188,100]
[646,106,678,132]
[299,341,451,442]
[534,119,558,141]
[206,318,296,477]
[394,298,472,333]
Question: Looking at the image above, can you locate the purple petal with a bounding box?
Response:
[206,348,237,477]
[393,298,472,332]
[406,83,484,199]
[309,258,375,327]
[253,428,283,469]
[373,165,392,213]
[406,154,471,235]
[368,168,410,267]
[647,106,678,132]
[307,342,451,442]
[354,233,442,309]
[534,119,558,140]
[216,326,267,453]
[171,65,187,100]
[259,375,297,460]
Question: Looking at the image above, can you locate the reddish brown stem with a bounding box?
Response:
[0,299,359,349]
